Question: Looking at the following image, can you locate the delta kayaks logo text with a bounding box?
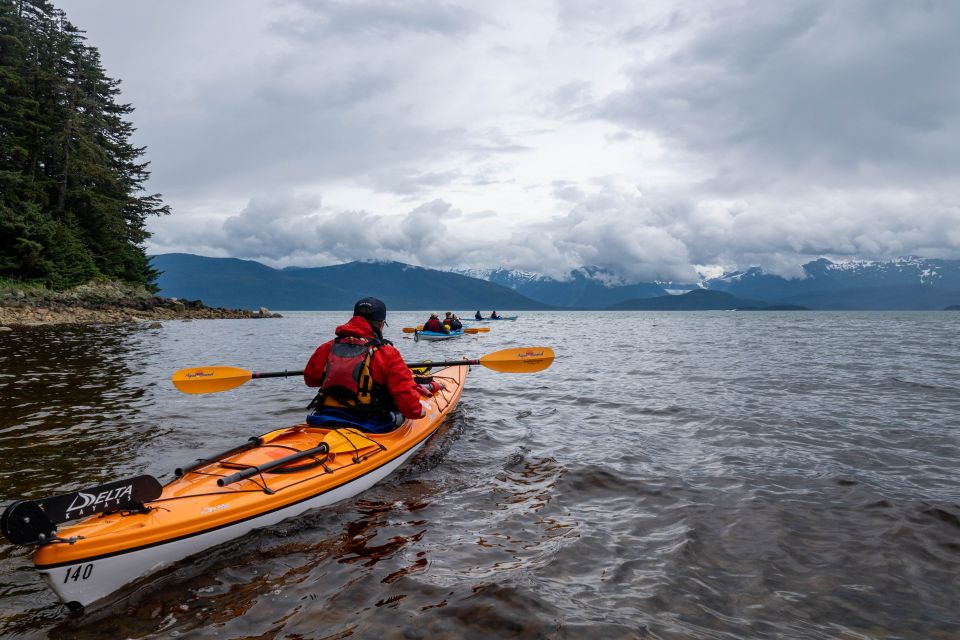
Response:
[185,370,214,379]
[65,484,134,518]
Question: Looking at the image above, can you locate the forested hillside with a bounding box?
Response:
[0,0,168,289]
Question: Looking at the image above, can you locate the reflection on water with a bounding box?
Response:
[0,324,163,489]
[1,311,959,638]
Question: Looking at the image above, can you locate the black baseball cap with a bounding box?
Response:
[353,297,387,322]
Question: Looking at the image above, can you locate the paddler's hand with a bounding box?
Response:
[416,381,445,397]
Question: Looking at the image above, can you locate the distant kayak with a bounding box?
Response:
[466,315,518,322]
[414,330,464,342]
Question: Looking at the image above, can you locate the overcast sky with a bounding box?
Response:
[58,0,960,281]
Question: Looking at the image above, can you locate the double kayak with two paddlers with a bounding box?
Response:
[414,329,464,342]
[467,315,519,322]
[0,347,554,612]
[401,326,489,341]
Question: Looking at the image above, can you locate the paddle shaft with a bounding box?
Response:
[406,359,479,368]
[251,359,477,380]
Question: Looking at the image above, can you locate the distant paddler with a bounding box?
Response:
[444,312,463,332]
[422,313,448,334]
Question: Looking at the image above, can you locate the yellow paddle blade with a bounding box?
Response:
[464,327,490,334]
[402,327,416,333]
[172,366,253,394]
[480,347,555,373]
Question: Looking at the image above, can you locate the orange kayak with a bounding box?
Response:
[21,363,466,611]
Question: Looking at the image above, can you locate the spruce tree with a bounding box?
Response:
[0,0,169,289]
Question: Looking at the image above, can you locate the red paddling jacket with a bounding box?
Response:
[423,317,445,332]
[304,316,424,419]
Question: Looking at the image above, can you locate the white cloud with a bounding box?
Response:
[58,0,960,282]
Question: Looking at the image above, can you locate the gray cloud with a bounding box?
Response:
[363,167,462,195]
[275,0,486,39]
[149,179,960,281]
[61,0,960,283]
[59,0,494,204]
[594,1,960,190]
[151,194,492,269]
[551,181,586,203]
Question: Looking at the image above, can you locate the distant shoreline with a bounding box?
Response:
[0,280,280,328]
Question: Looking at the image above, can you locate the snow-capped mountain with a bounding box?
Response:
[455,268,547,288]
[705,257,960,309]
[453,266,667,308]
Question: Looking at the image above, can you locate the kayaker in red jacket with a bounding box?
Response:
[423,313,446,333]
[304,297,440,431]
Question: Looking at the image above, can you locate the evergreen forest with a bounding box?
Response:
[0,0,168,289]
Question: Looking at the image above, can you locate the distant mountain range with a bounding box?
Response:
[705,257,960,310]
[151,254,548,310]
[464,256,960,309]
[151,253,960,310]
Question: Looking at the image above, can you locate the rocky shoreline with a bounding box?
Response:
[0,280,281,328]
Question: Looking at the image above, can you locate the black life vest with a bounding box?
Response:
[312,336,391,412]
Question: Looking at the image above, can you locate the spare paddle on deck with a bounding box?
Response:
[172,347,555,394]
[217,443,330,488]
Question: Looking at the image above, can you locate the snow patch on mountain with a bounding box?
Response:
[826,256,943,284]
[708,266,765,284]
[455,267,547,287]
[454,266,628,287]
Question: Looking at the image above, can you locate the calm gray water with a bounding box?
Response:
[0,311,958,639]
